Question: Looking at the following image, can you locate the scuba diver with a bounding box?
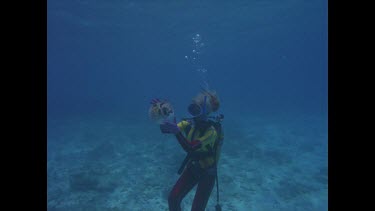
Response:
[155,89,224,211]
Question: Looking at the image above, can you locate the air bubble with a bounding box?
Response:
[196,68,207,73]
[193,34,201,43]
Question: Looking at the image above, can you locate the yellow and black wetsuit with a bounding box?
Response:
[176,120,220,169]
[168,120,223,211]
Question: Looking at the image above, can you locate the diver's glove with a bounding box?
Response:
[160,117,180,134]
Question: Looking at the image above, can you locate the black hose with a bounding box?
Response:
[215,166,222,211]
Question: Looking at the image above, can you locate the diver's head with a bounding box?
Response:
[187,89,220,124]
[188,102,208,124]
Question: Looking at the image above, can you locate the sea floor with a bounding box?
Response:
[47,112,327,211]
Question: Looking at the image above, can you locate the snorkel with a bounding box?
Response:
[185,95,208,123]
[201,95,208,121]
[198,96,224,123]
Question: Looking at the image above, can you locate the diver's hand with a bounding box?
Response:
[160,117,180,134]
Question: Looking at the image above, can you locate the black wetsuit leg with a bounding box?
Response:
[168,168,199,211]
[191,170,216,211]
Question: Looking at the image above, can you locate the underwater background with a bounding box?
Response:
[47,0,327,210]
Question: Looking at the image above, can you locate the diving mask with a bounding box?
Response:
[188,96,208,119]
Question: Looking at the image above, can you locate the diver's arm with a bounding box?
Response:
[175,132,202,152]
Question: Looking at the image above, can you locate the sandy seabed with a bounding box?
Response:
[47,113,327,211]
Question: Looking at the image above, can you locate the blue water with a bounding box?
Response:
[48,0,327,210]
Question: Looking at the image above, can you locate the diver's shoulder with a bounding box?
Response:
[208,125,218,135]
[179,120,191,125]
[177,120,191,128]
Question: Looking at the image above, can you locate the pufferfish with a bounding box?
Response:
[149,99,174,123]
